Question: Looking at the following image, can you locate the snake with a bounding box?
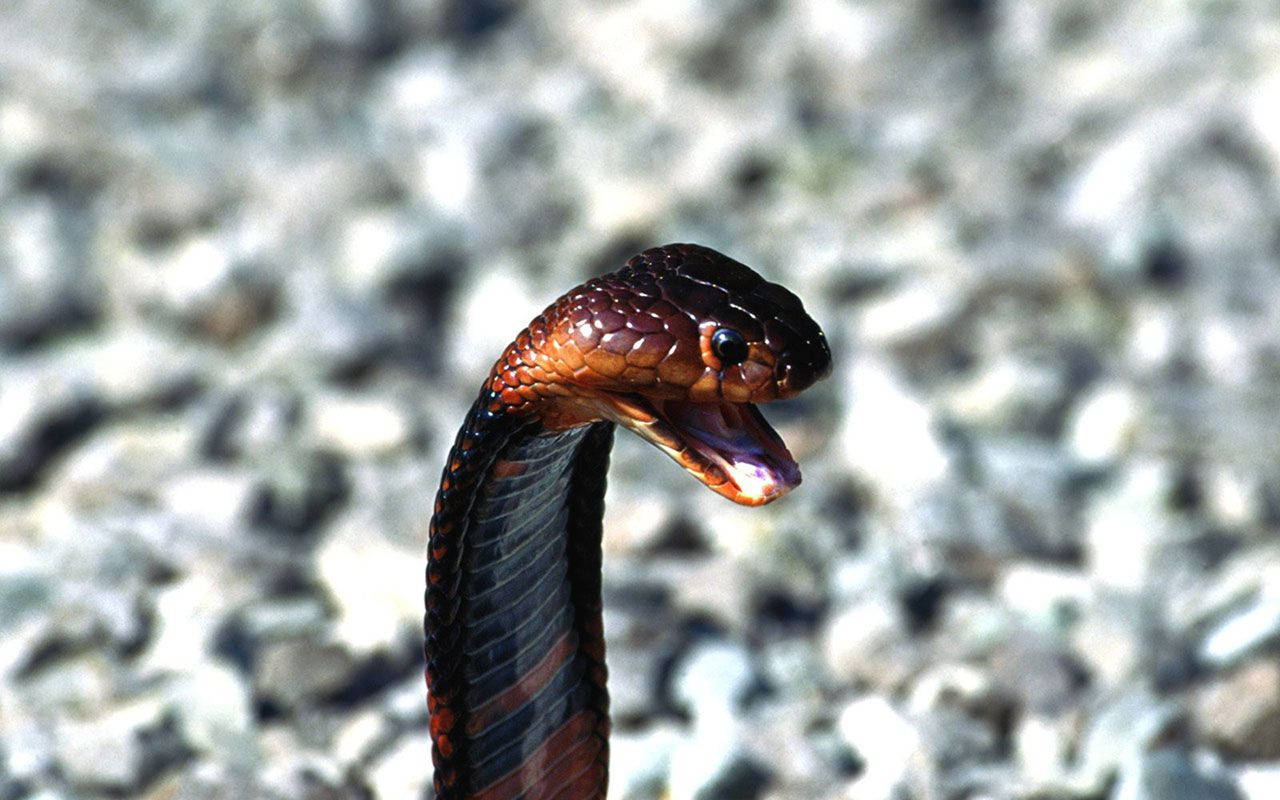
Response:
[425,243,831,799]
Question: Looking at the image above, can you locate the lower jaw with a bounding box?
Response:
[617,396,802,506]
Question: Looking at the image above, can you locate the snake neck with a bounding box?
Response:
[426,389,613,800]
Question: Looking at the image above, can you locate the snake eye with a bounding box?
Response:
[711,328,748,365]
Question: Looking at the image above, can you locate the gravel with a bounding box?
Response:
[4,1,1280,798]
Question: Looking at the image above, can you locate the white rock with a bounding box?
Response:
[333,708,386,766]
[997,563,1091,634]
[856,278,964,347]
[1072,599,1146,687]
[448,264,543,379]
[254,637,355,709]
[945,359,1065,430]
[170,661,258,767]
[138,572,244,675]
[839,358,950,503]
[160,468,258,534]
[366,732,432,800]
[1067,383,1139,466]
[822,598,914,691]
[1076,688,1183,792]
[1200,589,1280,669]
[611,723,682,800]
[317,512,423,654]
[906,662,994,716]
[1083,461,1181,593]
[307,393,413,457]
[837,696,923,800]
[1015,713,1071,785]
[55,696,166,791]
[671,641,754,718]
[1237,764,1280,800]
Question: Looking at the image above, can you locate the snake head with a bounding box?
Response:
[490,244,831,506]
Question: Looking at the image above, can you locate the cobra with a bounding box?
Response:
[425,244,831,799]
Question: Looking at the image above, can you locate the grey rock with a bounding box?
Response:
[0,361,98,491]
[973,438,1076,556]
[0,198,98,347]
[1195,659,1280,761]
[1077,687,1186,792]
[250,449,349,536]
[987,631,1084,715]
[253,638,357,710]
[1071,594,1151,688]
[1114,748,1243,800]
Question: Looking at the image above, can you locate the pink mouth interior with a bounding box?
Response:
[657,399,801,502]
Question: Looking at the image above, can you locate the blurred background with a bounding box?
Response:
[3,1,1280,799]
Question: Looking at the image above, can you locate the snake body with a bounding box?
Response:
[426,244,830,799]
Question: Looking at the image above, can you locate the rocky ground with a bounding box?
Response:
[4,1,1280,799]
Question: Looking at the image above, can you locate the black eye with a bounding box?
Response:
[711,328,749,365]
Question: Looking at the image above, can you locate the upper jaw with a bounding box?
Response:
[600,392,802,506]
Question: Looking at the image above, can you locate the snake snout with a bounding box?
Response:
[774,346,830,394]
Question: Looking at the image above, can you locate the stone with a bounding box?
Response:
[987,633,1084,716]
[365,733,431,800]
[1014,712,1073,786]
[822,598,916,691]
[1076,688,1185,792]
[250,449,349,536]
[253,637,356,710]
[838,359,951,500]
[1195,659,1280,761]
[610,723,682,800]
[1237,764,1280,800]
[944,359,1067,433]
[855,277,965,348]
[138,571,258,676]
[169,662,258,768]
[605,643,657,723]
[1113,748,1243,800]
[316,512,423,654]
[1083,460,1187,593]
[1199,591,1280,669]
[55,696,168,792]
[306,393,415,458]
[670,557,754,634]
[670,641,755,718]
[332,709,386,767]
[837,696,923,800]
[0,197,97,348]
[160,468,259,536]
[1066,382,1139,466]
[996,562,1091,634]
[1070,596,1148,688]
[974,438,1076,556]
[0,360,98,492]
[668,721,770,800]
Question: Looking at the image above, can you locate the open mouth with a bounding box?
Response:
[605,394,801,506]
